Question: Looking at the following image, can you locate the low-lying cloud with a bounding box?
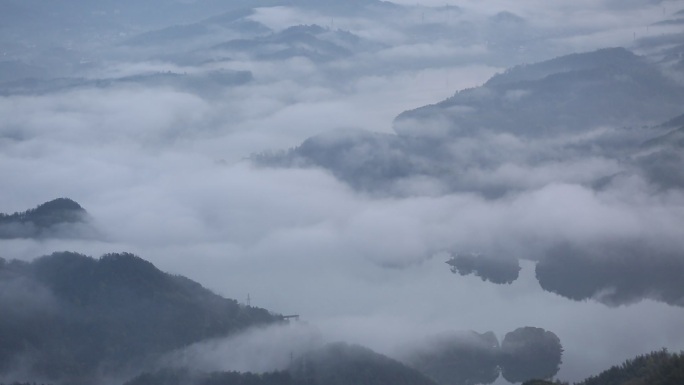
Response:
[2,1,684,384]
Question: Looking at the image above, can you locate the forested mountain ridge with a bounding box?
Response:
[125,343,439,385]
[0,198,88,239]
[633,113,684,189]
[1,349,681,385]
[576,350,684,385]
[125,369,308,385]
[0,252,281,384]
[258,47,684,197]
[291,343,437,385]
[521,350,684,385]
[394,47,684,138]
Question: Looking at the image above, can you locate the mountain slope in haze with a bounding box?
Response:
[290,343,437,385]
[0,0,391,42]
[575,350,684,385]
[0,198,89,239]
[527,114,684,308]
[0,252,281,384]
[0,0,391,82]
[1,0,377,38]
[258,48,684,196]
[4,349,681,385]
[632,113,684,189]
[122,8,269,49]
[125,369,304,385]
[0,69,253,97]
[403,331,501,385]
[125,343,438,385]
[635,8,684,79]
[209,24,370,63]
[255,47,684,310]
[521,350,684,385]
[395,48,684,138]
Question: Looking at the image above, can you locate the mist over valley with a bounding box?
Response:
[2,1,684,384]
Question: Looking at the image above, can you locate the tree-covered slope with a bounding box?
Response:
[125,369,304,385]
[124,343,437,385]
[290,343,437,385]
[395,48,684,138]
[0,252,281,384]
[258,48,684,197]
[576,350,684,385]
[0,198,88,239]
[633,114,684,189]
[519,350,684,385]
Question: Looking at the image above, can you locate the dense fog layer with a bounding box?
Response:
[2,1,684,384]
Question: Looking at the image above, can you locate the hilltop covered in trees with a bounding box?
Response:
[521,350,684,385]
[0,198,88,239]
[576,350,684,385]
[0,252,280,384]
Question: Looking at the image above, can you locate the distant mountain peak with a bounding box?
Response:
[490,11,525,24]
[34,197,84,213]
[395,47,684,137]
[282,24,326,35]
[0,198,88,239]
[484,47,639,87]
